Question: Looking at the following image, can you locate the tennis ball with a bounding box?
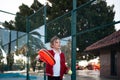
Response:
[68,70,72,75]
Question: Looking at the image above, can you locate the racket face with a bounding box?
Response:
[38,49,55,66]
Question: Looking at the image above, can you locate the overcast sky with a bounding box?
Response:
[0,0,45,22]
[106,0,120,30]
[0,0,120,30]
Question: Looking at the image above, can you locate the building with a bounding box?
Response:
[85,30,120,80]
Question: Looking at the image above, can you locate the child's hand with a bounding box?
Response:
[36,55,40,61]
[67,69,72,75]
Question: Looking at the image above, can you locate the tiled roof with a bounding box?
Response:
[85,30,120,51]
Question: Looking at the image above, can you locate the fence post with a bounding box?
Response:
[44,4,47,80]
[26,17,30,80]
[71,0,77,80]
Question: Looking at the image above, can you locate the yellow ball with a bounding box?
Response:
[68,70,72,75]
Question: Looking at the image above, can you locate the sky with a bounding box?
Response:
[0,0,120,30]
[0,0,46,23]
[106,0,120,30]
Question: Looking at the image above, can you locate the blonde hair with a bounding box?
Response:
[50,36,60,48]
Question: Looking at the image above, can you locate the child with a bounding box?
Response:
[36,36,71,80]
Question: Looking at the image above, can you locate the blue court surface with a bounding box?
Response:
[0,73,37,79]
